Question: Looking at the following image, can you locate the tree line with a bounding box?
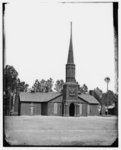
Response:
[4,65,118,115]
[4,65,29,94]
[3,65,89,94]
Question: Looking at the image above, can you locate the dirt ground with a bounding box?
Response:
[4,116,118,146]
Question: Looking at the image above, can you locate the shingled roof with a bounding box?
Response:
[19,92,99,104]
[19,92,62,102]
[78,94,99,104]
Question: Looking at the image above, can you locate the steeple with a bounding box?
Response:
[66,22,76,83]
[62,22,78,117]
[67,22,74,64]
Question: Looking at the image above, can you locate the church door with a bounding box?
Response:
[69,103,75,116]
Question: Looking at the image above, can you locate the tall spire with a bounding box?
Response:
[67,22,74,64]
[66,22,75,83]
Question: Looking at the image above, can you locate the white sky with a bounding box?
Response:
[5,1,115,92]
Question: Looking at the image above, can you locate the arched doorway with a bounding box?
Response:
[69,103,75,116]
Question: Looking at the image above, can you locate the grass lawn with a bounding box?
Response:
[4,116,118,146]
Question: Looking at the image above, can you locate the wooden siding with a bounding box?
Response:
[74,103,88,116]
[20,98,99,116]
[48,102,62,116]
[20,102,31,115]
[79,104,83,115]
[20,102,41,115]
[58,103,62,115]
[14,95,20,115]
[89,104,99,116]
[82,104,87,116]
[54,103,58,114]
[48,97,63,116]
[34,103,41,115]
[47,102,53,115]
[75,104,80,116]
[41,103,48,115]
[87,104,90,115]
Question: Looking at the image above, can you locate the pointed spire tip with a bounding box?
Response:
[67,22,74,64]
[70,22,72,36]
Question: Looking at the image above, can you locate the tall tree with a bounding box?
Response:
[17,79,29,92]
[54,80,64,92]
[4,65,18,94]
[104,77,111,115]
[93,87,103,104]
[104,77,110,92]
[45,78,53,92]
[40,79,46,92]
[32,79,40,92]
[32,78,53,93]
[4,65,29,115]
[102,90,117,106]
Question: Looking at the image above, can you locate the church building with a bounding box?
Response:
[12,23,99,116]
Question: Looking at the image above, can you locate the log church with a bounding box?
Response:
[10,23,99,116]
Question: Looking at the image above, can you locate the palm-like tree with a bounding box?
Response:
[104,77,110,115]
[104,77,110,92]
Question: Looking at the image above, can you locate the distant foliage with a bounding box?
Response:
[32,78,54,93]
[4,65,29,94]
[93,87,103,104]
[4,65,29,115]
[91,87,118,106]
[4,65,18,93]
[54,80,64,92]
[17,78,29,92]
[46,78,54,92]
[78,84,88,94]
[89,87,118,115]
[32,79,41,92]
[101,90,117,106]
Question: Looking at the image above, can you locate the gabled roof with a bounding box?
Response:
[19,92,99,104]
[19,92,62,102]
[78,94,99,104]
